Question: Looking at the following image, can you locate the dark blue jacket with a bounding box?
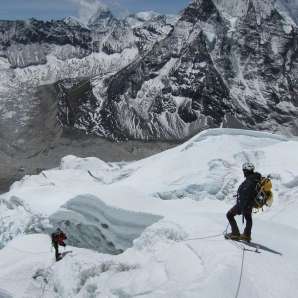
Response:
[237,172,262,212]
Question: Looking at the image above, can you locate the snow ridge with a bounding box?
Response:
[1,129,298,297]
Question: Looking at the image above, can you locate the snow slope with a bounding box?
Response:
[0,128,298,297]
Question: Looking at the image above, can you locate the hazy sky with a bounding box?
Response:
[0,0,191,20]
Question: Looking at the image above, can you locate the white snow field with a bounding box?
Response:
[1,128,298,297]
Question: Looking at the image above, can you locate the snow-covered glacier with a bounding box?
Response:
[1,128,298,297]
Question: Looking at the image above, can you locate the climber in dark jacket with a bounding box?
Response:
[226,162,262,242]
[51,228,67,261]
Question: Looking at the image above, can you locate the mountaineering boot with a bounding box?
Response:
[225,233,240,240]
[239,234,251,242]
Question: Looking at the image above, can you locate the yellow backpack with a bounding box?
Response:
[253,176,273,211]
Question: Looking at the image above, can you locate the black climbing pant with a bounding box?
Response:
[53,242,60,261]
[226,204,252,237]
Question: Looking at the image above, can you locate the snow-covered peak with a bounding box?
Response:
[125,11,178,28]
[63,16,85,28]
[211,0,275,18]
[187,0,298,26]
[276,0,298,25]
[125,11,160,28]
[135,11,160,21]
[87,6,117,28]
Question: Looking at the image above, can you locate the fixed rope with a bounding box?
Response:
[182,223,250,298]
[223,224,256,298]
[184,233,223,241]
[235,247,246,298]
[183,224,230,242]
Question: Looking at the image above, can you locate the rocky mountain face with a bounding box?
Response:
[0,8,176,68]
[0,7,176,154]
[0,0,298,151]
[60,0,297,141]
[0,7,177,191]
[276,0,298,25]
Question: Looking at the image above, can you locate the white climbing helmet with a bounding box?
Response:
[242,162,255,172]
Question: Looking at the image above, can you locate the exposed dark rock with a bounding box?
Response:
[58,0,297,140]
